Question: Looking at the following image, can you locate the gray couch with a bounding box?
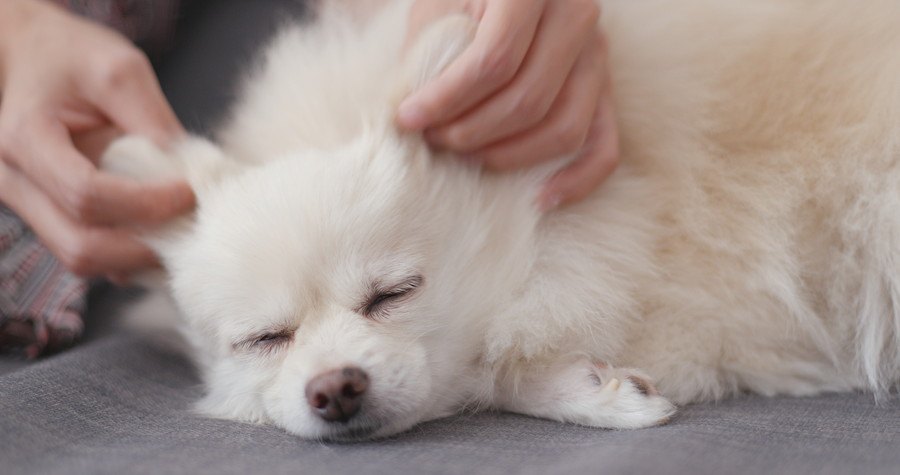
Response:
[3,287,900,475]
[3,2,899,473]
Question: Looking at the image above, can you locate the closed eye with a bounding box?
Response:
[360,274,423,319]
[235,329,295,355]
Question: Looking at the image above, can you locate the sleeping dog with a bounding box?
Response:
[104,0,900,440]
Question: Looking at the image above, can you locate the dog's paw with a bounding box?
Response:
[582,362,675,429]
[501,358,676,430]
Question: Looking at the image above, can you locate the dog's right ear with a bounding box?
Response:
[101,135,243,271]
[393,12,476,104]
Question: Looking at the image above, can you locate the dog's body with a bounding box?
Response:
[105,0,900,439]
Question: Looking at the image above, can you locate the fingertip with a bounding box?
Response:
[536,183,566,213]
[547,150,618,209]
[143,180,196,222]
[137,247,163,270]
[172,181,197,212]
[114,241,162,278]
[540,193,565,213]
[163,181,196,218]
[397,99,430,131]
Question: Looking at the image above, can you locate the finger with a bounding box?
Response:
[451,34,605,168]
[77,172,196,227]
[397,0,545,130]
[90,48,184,145]
[538,86,620,211]
[0,160,160,277]
[8,117,194,226]
[428,1,601,153]
[72,126,123,164]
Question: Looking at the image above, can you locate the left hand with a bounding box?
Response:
[397,0,619,211]
[0,0,192,282]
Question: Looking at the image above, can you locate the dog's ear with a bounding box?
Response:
[102,135,240,197]
[101,135,243,275]
[395,13,476,100]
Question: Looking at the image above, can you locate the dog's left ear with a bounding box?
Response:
[101,135,244,283]
[393,12,476,103]
[102,135,240,197]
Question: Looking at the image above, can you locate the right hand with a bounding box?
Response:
[0,0,194,282]
[399,0,619,212]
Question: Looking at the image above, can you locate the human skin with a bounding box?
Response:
[0,0,618,279]
[401,0,619,210]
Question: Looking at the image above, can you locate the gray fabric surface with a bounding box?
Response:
[3,2,899,474]
[0,357,27,376]
[1,287,899,475]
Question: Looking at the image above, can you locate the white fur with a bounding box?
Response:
[104,0,900,440]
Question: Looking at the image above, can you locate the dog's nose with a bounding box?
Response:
[305,367,369,423]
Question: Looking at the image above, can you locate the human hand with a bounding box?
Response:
[0,0,193,282]
[398,0,619,211]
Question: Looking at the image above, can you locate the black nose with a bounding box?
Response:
[305,367,369,423]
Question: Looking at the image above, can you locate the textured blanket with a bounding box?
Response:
[0,207,86,357]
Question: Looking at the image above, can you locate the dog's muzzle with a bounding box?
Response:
[305,366,370,423]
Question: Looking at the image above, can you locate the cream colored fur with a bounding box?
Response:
[104,0,900,440]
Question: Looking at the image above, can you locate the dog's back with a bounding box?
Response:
[589,0,900,401]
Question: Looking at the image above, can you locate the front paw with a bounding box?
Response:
[586,363,675,429]
[501,358,676,430]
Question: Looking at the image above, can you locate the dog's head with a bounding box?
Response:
[103,12,539,440]
[145,135,486,440]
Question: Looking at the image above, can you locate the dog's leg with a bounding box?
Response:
[495,357,676,429]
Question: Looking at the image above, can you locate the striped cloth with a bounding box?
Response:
[0,207,87,358]
[0,1,182,358]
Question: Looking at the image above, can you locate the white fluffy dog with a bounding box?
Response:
[103,0,900,440]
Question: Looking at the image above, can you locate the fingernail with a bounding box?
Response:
[539,192,564,213]
[397,101,429,130]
